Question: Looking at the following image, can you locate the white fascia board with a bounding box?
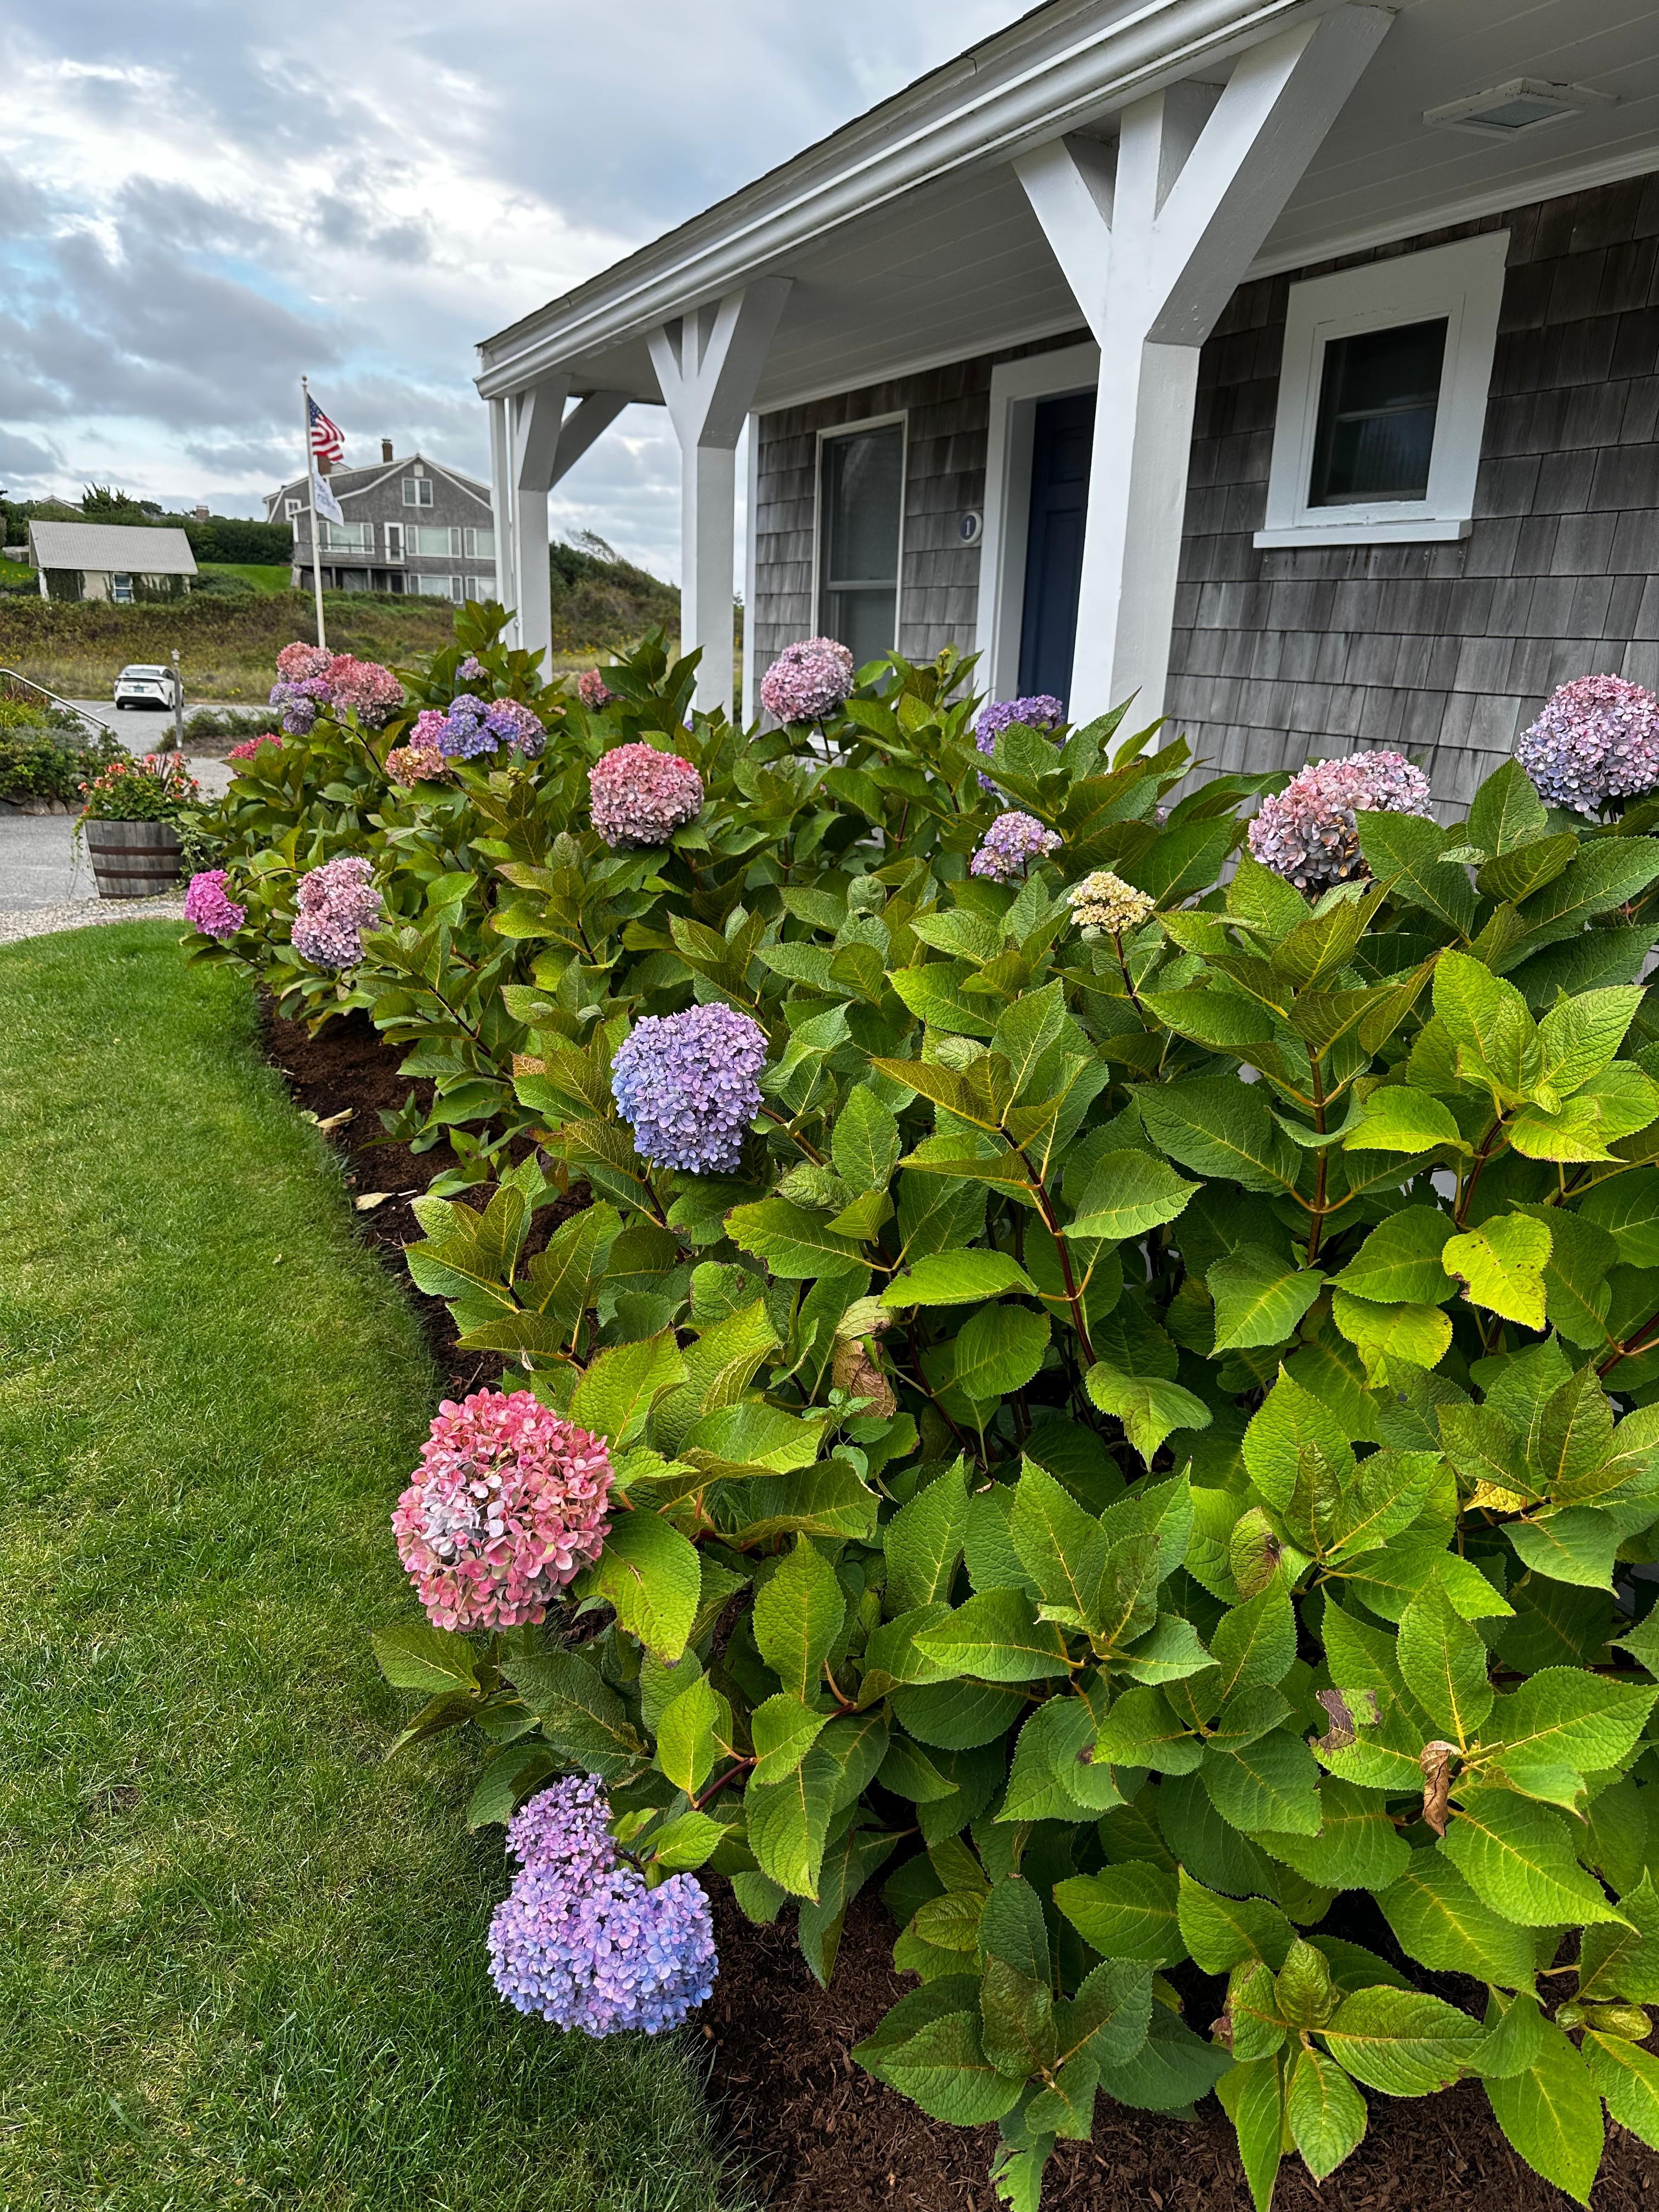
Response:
[475,0,1333,400]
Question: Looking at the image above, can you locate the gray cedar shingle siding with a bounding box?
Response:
[750,171,1659,804]
[1172,173,1659,804]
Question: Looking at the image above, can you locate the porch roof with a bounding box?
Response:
[476,0,1659,415]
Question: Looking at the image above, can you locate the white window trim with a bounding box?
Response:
[1254,231,1509,551]
[978,341,1100,699]
[811,410,909,656]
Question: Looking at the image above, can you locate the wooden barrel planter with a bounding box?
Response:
[84,819,183,900]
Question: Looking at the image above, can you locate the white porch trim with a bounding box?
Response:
[1014,3,1392,722]
[490,382,630,661]
[648,278,792,714]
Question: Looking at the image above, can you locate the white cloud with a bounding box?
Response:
[0,0,1023,577]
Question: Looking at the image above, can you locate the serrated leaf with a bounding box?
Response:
[1207,1245,1323,1352]
[1054,1861,1183,1965]
[656,1673,730,1796]
[1483,2021,1603,2205]
[753,1536,845,1701]
[1067,1150,1198,1239]
[569,1328,686,1447]
[1084,1365,1211,1465]
[1398,1577,1493,1744]
[913,1588,1073,1681]
[587,1510,702,1661]
[1176,1869,1294,1973]
[1583,2030,1659,2151]
[1218,2057,1283,2212]
[831,1082,901,1190]
[1441,1791,1631,1928]
[1329,1207,1455,1306]
[1341,1086,1465,1155]
[1376,1850,1536,1989]
[1318,1985,1483,2095]
[1443,1215,1551,1329]
[882,1250,1038,1306]
[371,1620,481,1693]
[744,1745,838,1900]
[1286,2046,1367,2180]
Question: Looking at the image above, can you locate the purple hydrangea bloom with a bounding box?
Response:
[291,854,383,969]
[488,1775,718,2036]
[1515,675,1659,815]
[506,1774,618,1887]
[970,809,1062,882]
[484,697,545,758]
[435,693,494,760]
[488,1857,716,2036]
[458,656,487,681]
[184,868,245,941]
[611,1003,767,1174]
[974,695,1064,791]
[1246,751,1432,893]
[268,679,321,735]
[759,637,856,723]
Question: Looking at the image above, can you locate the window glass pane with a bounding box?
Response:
[819,424,902,661]
[1309,318,1447,506]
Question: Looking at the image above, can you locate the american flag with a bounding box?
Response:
[307,392,345,467]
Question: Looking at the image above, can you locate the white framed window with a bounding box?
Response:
[409,525,460,557]
[1255,232,1509,550]
[414,572,458,597]
[462,526,494,560]
[815,415,905,670]
[110,572,133,604]
[402,476,434,507]
[284,497,302,520]
[319,520,372,552]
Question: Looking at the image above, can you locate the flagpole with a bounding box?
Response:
[301,374,328,651]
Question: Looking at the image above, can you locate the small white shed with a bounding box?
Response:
[27,522,198,603]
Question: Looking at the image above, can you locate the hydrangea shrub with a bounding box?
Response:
[194,611,1659,2205]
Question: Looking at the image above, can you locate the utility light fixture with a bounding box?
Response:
[1424,77,1616,139]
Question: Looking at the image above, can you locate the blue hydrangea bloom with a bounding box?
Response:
[611,1003,768,1175]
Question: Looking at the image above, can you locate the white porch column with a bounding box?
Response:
[491,380,630,663]
[1014,5,1391,725]
[648,279,791,715]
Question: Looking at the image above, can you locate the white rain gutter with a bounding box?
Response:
[475,0,1339,399]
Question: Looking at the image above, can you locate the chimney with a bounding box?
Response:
[193,504,210,522]
[381,438,394,464]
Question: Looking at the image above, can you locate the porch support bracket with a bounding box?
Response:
[1014,4,1392,725]
[489,381,630,662]
[649,276,792,715]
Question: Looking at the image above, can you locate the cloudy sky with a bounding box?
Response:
[0,1,1023,575]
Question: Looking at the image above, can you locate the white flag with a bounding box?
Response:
[311,467,345,526]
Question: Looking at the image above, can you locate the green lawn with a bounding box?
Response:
[0,925,733,2212]
[196,564,294,595]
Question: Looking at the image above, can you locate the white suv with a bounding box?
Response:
[113,664,179,710]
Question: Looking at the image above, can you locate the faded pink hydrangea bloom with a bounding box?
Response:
[291,854,383,968]
[392,1389,614,1632]
[1247,751,1432,893]
[275,641,332,684]
[1515,675,1659,814]
[385,742,448,785]
[577,669,616,710]
[759,637,856,723]
[589,743,704,848]
[325,655,404,726]
[227,733,281,761]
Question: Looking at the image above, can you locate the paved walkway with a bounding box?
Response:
[0,752,231,940]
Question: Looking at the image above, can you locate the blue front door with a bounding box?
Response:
[1017,391,1094,707]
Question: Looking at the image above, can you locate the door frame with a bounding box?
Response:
[978,342,1099,699]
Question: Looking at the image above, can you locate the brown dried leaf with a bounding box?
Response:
[1420,1738,1457,1837]
[831,1337,896,1419]
[354,1192,393,1212]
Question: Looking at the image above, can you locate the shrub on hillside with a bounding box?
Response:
[193,610,1659,2209]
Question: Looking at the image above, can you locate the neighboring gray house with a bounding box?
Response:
[28,521,196,603]
[264,442,496,601]
[474,0,1659,806]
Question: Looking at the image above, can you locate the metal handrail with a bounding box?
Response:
[0,667,119,735]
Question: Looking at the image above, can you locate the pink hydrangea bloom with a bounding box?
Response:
[291,854,382,969]
[227,732,281,762]
[577,669,615,710]
[1247,751,1432,893]
[275,641,332,684]
[589,743,704,848]
[1515,675,1659,815]
[184,868,245,940]
[392,1389,614,1633]
[385,742,448,785]
[759,637,856,723]
[325,654,404,726]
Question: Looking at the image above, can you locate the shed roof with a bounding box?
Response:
[28,522,198,575]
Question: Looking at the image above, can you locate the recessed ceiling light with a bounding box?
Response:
[1424,78,1616,139]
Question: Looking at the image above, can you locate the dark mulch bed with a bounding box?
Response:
[264,1000,1659,2212]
